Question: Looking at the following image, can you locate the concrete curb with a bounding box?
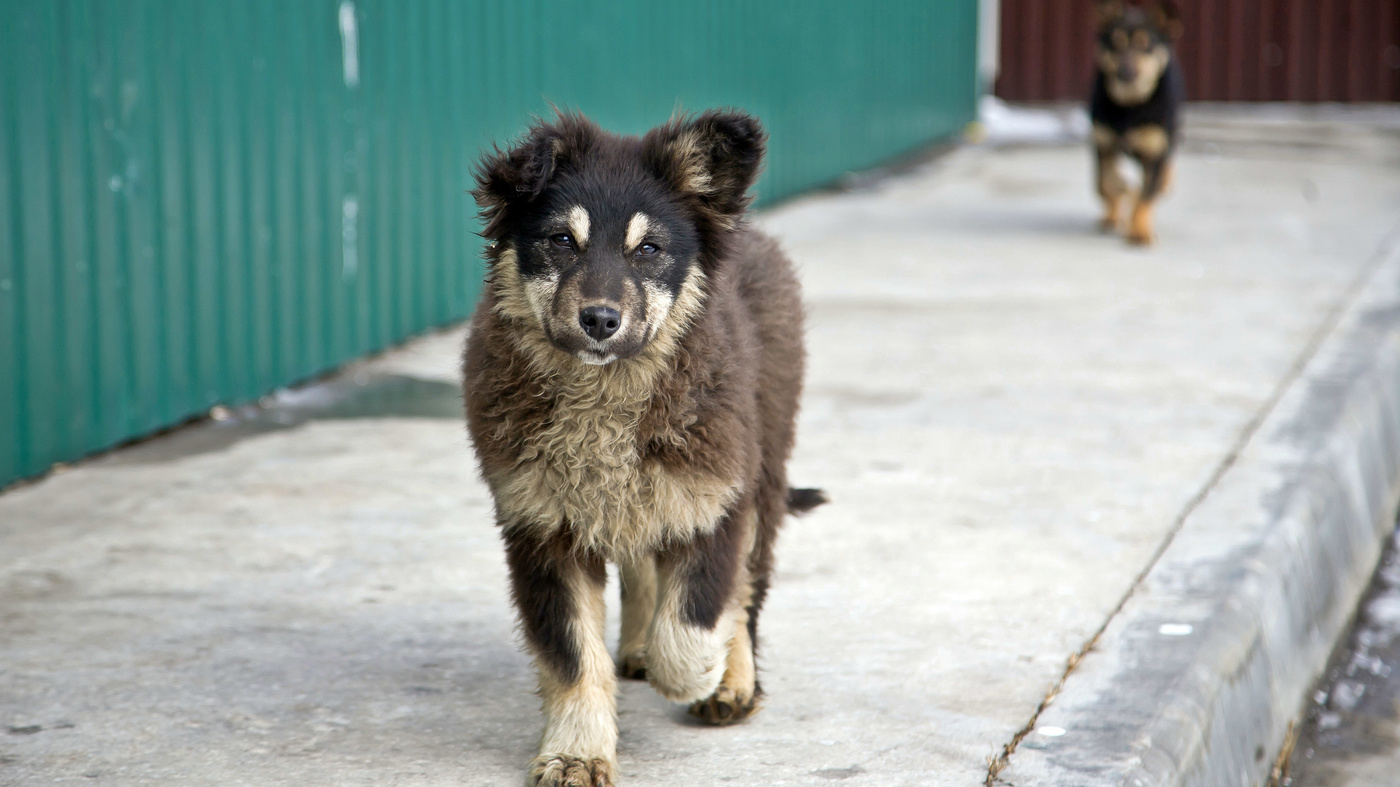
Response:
[997,227,1400,787]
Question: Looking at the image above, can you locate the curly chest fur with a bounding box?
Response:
[483,363,739,557]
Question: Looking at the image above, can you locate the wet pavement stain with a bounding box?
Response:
[272,373,464,421]
[1287,522,1400,786]
[116,374,464,464]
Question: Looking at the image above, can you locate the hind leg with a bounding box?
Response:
[616,555,656,680]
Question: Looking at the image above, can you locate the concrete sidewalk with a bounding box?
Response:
[3,107,1400,786]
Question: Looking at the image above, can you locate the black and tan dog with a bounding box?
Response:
[463,110,823,786]
[1091,0,1184,245]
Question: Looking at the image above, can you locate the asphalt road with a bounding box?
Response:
[1287,522,1400,787]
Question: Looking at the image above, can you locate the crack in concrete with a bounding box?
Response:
[985,219,1400,786]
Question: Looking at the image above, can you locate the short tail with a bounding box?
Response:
[786,487,829,516]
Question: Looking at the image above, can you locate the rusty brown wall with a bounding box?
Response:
[995,0,1400,102]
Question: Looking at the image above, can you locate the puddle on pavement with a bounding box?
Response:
[116,373,463,464]
[1286,521,1400,786]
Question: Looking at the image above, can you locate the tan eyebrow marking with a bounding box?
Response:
[567,205,590,248]
[626,212,652,250]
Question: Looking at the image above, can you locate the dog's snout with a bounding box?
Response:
[579,306,622,341]
[1118,63,1139,83]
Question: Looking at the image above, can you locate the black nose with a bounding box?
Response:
[1118,65,1138,82]
[579,306,622,341]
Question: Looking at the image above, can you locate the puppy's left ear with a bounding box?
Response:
[644,110,766,230]
[1152,0,1184,40]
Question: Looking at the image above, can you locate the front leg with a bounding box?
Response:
[645,509,747,704]
[1128,156,1172,246]
[503,527,616,787]
[1093,123,1127,232]
[1124,125,1174,245]
[689,603,759,725]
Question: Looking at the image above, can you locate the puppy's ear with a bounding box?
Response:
[643,110,766,230]
[472,112,598,239]
[1095,0,1124,28]
[1151,0,1184,40]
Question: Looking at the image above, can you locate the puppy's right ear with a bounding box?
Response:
[472,112,597,240]
[1095,0,1124,28]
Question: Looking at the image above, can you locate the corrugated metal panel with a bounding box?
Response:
[995,0,1400,102]
[0,0,978,488]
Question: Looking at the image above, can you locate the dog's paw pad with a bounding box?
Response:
[616,651,647,680]
[688,685,759,726]
[529,755,614,787]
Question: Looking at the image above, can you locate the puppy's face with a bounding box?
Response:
[1096,2,1180,106]
[473,111,765,366]
[507,171,702,365]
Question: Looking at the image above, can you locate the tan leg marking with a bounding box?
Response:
[1097,170,1126,231]
[1093,124,1128,232]
[1101,188,1124,232]
[690,530,760,726]
[646,559,731,703]
[1127,200,1156,246]
[689,609,760,725]
[531,569,617,787]
[616,555,657,679]
[1127,159,1172,246]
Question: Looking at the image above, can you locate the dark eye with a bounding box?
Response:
[549,233,574,249]
[637,243,659,256]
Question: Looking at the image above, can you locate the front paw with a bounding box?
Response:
[529,754,615,787]
[1126,226,1155,245]
[645,619,727,702]
[689,681,760,726]
[646,654,725,703]
[616,650,647,680]
[1127,206,1155,245]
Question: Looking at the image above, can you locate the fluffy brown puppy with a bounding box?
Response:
[463,110,824,787]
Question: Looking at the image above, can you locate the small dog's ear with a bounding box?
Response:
[1151,0,1184,40]
[644,110,766,228]
[1095,0,1124,28]
[472,112,597,239]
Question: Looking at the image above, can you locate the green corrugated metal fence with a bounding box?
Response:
[0,0,978,488]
